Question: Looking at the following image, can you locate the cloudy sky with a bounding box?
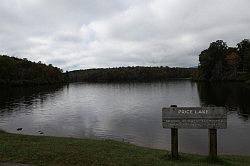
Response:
[1,0,250,71]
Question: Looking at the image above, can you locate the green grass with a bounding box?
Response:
[0,130,249,166]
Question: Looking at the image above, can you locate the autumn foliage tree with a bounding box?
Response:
[197,39,250,81]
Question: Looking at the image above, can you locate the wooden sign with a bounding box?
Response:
[162,107,227,129]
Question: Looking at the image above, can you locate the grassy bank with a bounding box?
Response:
[0,130,249,166]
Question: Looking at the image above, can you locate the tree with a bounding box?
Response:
[225,47,239,78]
[237,39,250,72]
[198,40,228,80]
[245,48,250,72]
[199,49,212,80]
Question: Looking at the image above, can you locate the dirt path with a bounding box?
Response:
[0,163,32,166]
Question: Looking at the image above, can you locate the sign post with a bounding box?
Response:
[170,105,178,159]
[162,106,227,159]
[209,129,217,158]
[171,128,178,159]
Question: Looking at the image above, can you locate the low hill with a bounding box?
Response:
[0,55,65,86]
[66,66,195,83]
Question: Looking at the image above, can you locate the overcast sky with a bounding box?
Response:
[1,0,250,71]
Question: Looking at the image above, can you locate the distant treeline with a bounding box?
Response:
[66,67,195,83]
[194,39,250,83]
[0,55,65,86]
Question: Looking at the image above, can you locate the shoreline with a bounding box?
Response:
[0,130,249,166]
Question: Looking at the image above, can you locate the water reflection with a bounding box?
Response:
[0,85,64,112]
[197,82,250,120]
[0,81,250,155]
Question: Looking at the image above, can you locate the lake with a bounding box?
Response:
[0,80,250,155]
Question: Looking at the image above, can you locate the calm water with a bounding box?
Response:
[0,80,250,155]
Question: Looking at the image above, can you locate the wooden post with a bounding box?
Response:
[170,105,178,159]
[171,128,178,159]
[209,129,217,159]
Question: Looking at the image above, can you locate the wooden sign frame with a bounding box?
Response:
[162,105,227,159]
[162,107,227,129]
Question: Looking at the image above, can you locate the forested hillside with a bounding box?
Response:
[194,39,250,82]
[0,55,65,86]
[66,66,195,83]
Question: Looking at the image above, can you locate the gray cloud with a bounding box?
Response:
[1,0,250,71]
